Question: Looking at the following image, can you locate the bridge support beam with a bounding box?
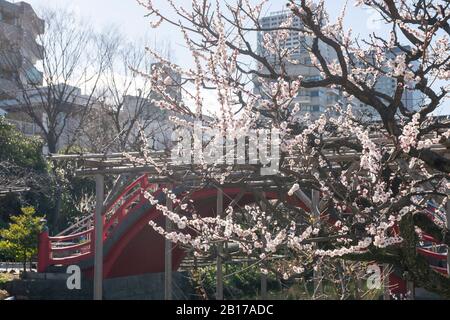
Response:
[94,174,104,300]
[165,186,173,300]
[216,187,224,300]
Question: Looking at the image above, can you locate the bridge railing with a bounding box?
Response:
[38,174,156,272]
[103,174,157,239]
[55,214,94,237]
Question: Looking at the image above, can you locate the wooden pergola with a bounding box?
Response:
[0,187,30,196]
[46,134,450,300]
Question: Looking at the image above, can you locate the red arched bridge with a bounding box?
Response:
[37,174,309,279]
[37,174,448,294]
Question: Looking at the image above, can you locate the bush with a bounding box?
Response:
[0,117,52,225]
[0,117,46,171]
[0,273,14,286]
[193,263,279,299]
[0,207,44,271]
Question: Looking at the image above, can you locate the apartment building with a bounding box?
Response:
[0,0,44,99]
[255,11,423,121]
[254,10,342,119]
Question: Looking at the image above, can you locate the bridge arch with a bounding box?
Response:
[39,177,309,279]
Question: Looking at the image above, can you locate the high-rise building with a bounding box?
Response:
[0,0,44,99]
[351,46,423,120]
[255,10,342,119]
[255,11,423,121]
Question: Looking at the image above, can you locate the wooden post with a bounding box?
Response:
[261,273,268,300]
[216,187,224,300]
[355,278,362,300]
[261,192,267,300]
[260,191,268,300]
[407,280,415,300]
[37,222,50,273]
[311,189,323,298]
[165,185,173,300]
[93,174,104,300]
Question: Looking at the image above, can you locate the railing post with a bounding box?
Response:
[94,174,104,301]
[261,273,268,300]
[140,174,149,204]
[37,221,49,273]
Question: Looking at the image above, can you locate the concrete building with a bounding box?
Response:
[255,11,423,121]
[121,94,175,151]
[255,10,342,119]
[0,85,102,153]
[351,46,423,120]
[150,62,182,103]
[118,63,185,151]
[0,2,193,154]
[0,0,44,99]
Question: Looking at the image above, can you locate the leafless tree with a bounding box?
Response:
[0,161,52,205]
[82,33,179,153]
[4,8,109,154]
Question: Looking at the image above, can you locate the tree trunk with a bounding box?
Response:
[47,131,58,155]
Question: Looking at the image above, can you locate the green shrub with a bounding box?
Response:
[0,207,44,271]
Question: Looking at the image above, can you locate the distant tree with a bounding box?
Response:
[0,117,51,226]
[0,7,111,228]
[0,207,44,271]
[0,117,46,171]
[11,7,109,154]
[81,32,177,153]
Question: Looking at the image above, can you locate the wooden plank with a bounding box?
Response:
[93,174,104,300]
[293,189,312,210]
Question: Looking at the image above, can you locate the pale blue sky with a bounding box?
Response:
[15,0,447,115]
[22,0,388,64]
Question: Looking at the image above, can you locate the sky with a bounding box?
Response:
[22,0,388,64]
[15,0,448,115]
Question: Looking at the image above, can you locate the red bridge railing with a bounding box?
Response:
[38,176,449,285]
[37,174,155,272]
